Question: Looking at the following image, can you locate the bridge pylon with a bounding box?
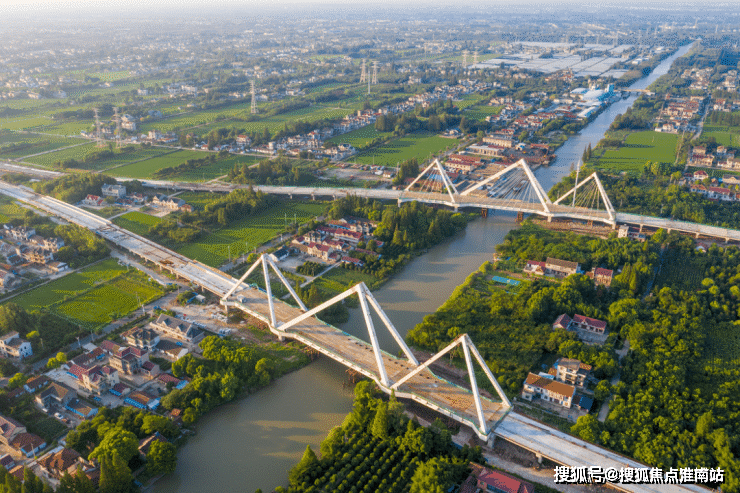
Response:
[460,159,552,215]
[278,282,419,387]
[554,172,616,224]
[405,159,458,203]
[221,254,307,331]
[391,333,511,436]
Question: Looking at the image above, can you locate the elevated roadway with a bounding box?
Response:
[0,180,710,492]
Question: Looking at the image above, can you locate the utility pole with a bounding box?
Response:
[372,60,378,85]
[360,58,366,84]
[251,80,257,114]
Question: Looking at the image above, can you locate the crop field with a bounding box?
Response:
[454,94,486,110]
[353,132,457,167]
[53,275,164,330]
[464,104,502,121]
[325,126,393,149]
[112,211,163,236]
[171,154,262,181]
[36,121,94,136]
[22,142,98,167]
[71,146,174,171]
[0,134,82,159]
[0,116,56,132]
[591,131,678,174]
[108,149,209,178]
[701,124,740,148]
[176,200,327,267]
[0,197,29,222]
[9,258,129,312]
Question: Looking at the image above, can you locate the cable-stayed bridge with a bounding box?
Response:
[0,181,709,492]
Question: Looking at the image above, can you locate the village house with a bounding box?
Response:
[0,415,25,446]
[554,358,591,387]
[523,260,546,276]
[693,169,709,181]
[123,327,161,351]
[101,184,127,198]
[149,314,204,343]
[0,270,15,289]
[24,375,49,394]
[587,267,613,287]
[82,195,104,207]
[124,391,160,410]
[462,462,534,493]
[11,432,46,458]
[521,373,576,408]
[36,382,76,409]
[545,257,579,278]
[151,194,193,212]
[109,346,148,375]
[37,448,85,480]
[0,332,32,359]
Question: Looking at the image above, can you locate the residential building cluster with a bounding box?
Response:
[521,357,594,412]
[655,95,705,134]
[0,224,66,275]
[292,216,381,267]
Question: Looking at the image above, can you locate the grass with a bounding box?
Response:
[590,131,678,174]
[313,267,379,296]
[163,154,262,182]
[175,200,327,267]
[702,124,740,148]
[352,132,458,167]
[112,211,163,236]
[325,126,393,150]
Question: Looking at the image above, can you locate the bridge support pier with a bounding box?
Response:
[481,208,487,218]
[536,453,543,465]
[311,194,315,201]
[517,212,525,223]
[487,435,496,448]
[696,232,700,238]
[639,224,643,232]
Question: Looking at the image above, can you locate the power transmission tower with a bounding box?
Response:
[113,106,121,148]
[93,108,104,148]
[360,58,366,84]
[250,80,257,114]
[462,50,468,68]
[473,50,479,65]
[371,61,378,85]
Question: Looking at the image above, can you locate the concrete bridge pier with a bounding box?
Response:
[639,224,643,232]
[311,194,315,201]
[696,232,700,238]
[535,453,543,465]
[289,194,293,199]
[487,435,496,448]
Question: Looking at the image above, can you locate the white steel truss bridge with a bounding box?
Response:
[0,181,710,493]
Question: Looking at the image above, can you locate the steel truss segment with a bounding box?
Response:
[460,159,550,212]
[362,284,419,366]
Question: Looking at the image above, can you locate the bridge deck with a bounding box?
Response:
[231,287,509,432]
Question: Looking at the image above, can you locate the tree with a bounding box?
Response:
[146,440,177,475]
[7,372,26,391]
[142,415,178,439]
[371,402,389,440]
[594,380,612,402]
[98,453,134,493]
[90,428,139,463]
[571,415,601,443]
[288,445,318,487]
[0,303,32,337]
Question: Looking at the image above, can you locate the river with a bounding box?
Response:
[151,42,693,493]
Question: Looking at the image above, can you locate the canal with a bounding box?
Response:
[151,42,693,493]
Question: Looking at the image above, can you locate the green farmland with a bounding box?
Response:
[0,196,30,223]
[590,131,678,174]
[0,134,83,159]
[108,149,210,178]
[175,200,327,267]
[353,132,458,167]
[8,258,165,330]
[463,104,502,122]
[701,124,740,148]
[325,126,393,150]
[112,211,163,236]
[22,142,98,167]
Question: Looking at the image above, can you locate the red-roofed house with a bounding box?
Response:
[552,314,572,330]
[467,462,535,493]
[571,314,607,335]
[82,195,104,207]
[523,260,546,275]
[693,170,709,181]
[587,267,613,287]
